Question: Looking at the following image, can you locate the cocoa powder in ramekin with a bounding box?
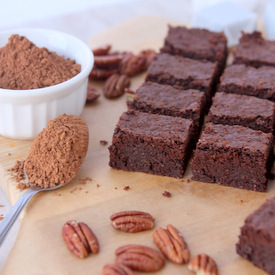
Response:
[0,34,81,90]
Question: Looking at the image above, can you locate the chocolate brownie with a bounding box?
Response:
[218,64,275,102]
[161,25,227,70]
[191,123,273,192]
[127,82,206,131]
[234,31,275,68]
[109,110,193,178]
[236,197,275,274]
[146,53,220,103]
[208,92,275,133]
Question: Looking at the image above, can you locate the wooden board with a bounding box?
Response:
[1,16,274,275]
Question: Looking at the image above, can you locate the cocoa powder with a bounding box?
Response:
[0,34,81,90]
[24,114,89,188]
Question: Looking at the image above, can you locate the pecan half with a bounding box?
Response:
[102,263,135,275]
[153,224,190,264]
[119,53,146,76]
[86,85,100,103]
[139,49,156,69]
[110,210,155,233]
[115,244,165,272]
[188,254,218,275]
[62,220,99,258]
[94,54,123,69]
[92,44,112,56]
[89,68,118,81]
[103,74,130,98]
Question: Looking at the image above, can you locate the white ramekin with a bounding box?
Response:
[0,28,94,139]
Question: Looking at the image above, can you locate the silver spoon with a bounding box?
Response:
[0,171,62,246]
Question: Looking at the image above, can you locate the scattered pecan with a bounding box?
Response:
[119,53,146,76]
[89,68,118,81]
[153,224,190,264]
[94,54,123,69]
[92,44,112,56]
[100,140,108,146]
[86,85,100,103]
[110,210,155,233]
[115,244,165,272]
[103,74,130,98]
[188,254,218,275]
[140,49,156,69]
[62,220,99,258]
[102,263,135,275]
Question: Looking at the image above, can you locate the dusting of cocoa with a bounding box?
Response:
[7,160,30,190]
[24,114,89,189]
[0,34,81,90]
[79,177,92,185]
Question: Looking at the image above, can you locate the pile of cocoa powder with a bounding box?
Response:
[24,114,89,188]
[0,34,81,90]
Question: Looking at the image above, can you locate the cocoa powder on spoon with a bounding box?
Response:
[24,114,89,188]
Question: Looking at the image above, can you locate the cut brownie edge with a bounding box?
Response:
[191,123,273,192]
[236,197,275,274]
[109,111,194,178]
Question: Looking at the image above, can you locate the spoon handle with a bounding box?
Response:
[0,188,39,246]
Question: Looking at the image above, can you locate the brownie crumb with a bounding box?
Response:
[123,185,130,191]
[96,184,100,188]
[162,190,172,198]
[0,215,4,221]
[114,187,118,190]
[100,140,108,146]
[0,205,4,208]
[8,153,11,156]
[187,179,191,183]
[7,160,30,190]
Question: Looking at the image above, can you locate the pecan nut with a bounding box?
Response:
[139,49,156,69]
[89,68,118,81]
[188,254,218,275]
[62,220,99,258]
[119,53,146,76]
[115,244,165,272]
[92,44,112,56]
[94,54,123,69]
[102,263,135,275]
[86,85,100,103]
[103,74,130,98]
[110,210,155,233]
[153,224,190,264]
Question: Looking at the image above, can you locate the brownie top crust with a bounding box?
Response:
[244,197,275,239]
[134,82,205,112]
[198,123,272,153]
[147,53,217,82]
[117,110,193,141]
[234,31,275,67]
[210,92,275,118]
[162,25,227,62]
[219,64,275,90]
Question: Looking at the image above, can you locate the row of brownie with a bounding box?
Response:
[192,31,275,192]
[109,26,228,177]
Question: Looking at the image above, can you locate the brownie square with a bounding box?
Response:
[161,25,227,70]
[208,92,275,133]
[127,82,206,131]
[236,197,275,274]
[191,123,273,191]
[218,64,275,102]
[234,31,275,68]
[109,110,194,178]
[146,53,220,103]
